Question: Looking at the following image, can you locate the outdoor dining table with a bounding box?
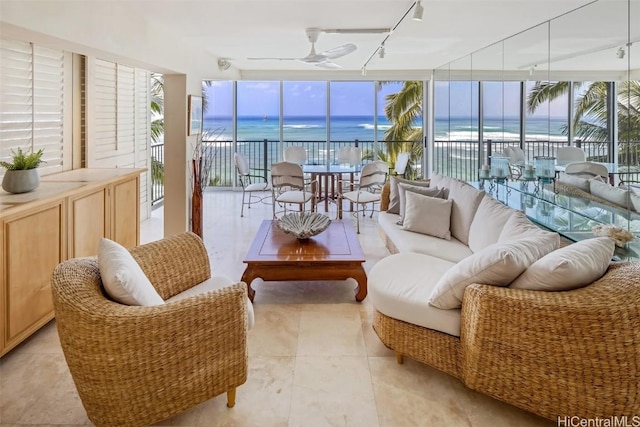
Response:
[303,163,361,212]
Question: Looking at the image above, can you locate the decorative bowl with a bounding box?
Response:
[276,212,331,239]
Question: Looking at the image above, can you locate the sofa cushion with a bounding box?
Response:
[428,172,453,197]
[510,237,614,292]
[498,211,560,244]
[369,252,461,337]
[446,179,485,245]
[468,195,515,253]
[590,179,630,208]
[428,235,559,309]
[379,212,472,262]
[98,238,165,306]
[388,176,431,214]
[397,183,444,223]
[166,275,255,329]
[558,172,591,192]
[402,191,452,239]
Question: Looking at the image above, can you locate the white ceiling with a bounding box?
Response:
[1,0,639,80]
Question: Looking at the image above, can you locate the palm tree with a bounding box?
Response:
[381,81,424,179]
[526,80,640,142]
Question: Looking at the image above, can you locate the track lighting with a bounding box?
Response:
[379,46,385,59]
[413,1,424,21]
[617,47,625,59]
[218,59,231,70]
[361,66,367,76]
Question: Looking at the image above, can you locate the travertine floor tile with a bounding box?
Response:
[248,304,301,357]
[289,356,379,427]
[296,306,366,357]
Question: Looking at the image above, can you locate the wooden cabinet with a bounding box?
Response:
[0,168,142,356]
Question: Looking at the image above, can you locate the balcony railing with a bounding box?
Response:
[148,139,640,195]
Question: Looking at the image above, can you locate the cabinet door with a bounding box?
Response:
[69,187,108,257]
[111,176,139,248]
[4,202,64,347]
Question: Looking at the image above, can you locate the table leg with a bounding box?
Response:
[352,266,368,302]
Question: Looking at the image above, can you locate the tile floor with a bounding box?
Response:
[0,190,555,426]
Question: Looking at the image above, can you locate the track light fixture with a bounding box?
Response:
[413,1,424,21]
[361,66,367,76]
[379,45,385,59]
[218,59,231,70]
[617,47,625,59]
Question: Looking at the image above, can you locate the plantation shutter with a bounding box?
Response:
[87,58,151,219]
[0,39,68,178]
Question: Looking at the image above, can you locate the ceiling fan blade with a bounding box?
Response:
[315,61,342,69]
[320,43,357,59]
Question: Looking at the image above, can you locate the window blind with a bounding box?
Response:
[0,40,66,178]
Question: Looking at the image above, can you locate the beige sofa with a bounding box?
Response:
[369,174,640,420]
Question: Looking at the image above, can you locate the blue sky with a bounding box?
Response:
[204,80,567,118]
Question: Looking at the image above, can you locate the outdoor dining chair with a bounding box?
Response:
[338,161,388,233]
[557,146,586,166]
[271,161,316,218]
[394,152,410,178]
[234,152,271,217]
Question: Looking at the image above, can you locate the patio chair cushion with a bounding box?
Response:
[428,235,559,309]
[510,237,615,291]
[342,190,381,204]
[98,238,165,306]
[245,182,270,192]
[276,190,313,204]
[402,191,452,240]
[558,172,591,192]
[165,275,255,329]
[590,179,630,208]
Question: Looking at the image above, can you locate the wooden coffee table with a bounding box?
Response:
[241,220,367,302]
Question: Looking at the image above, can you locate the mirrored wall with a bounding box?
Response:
[433,0,639,233]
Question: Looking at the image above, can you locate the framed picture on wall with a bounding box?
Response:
[188,95,203,136]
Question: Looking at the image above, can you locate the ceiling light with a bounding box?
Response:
[218,59,231,70]
[413,1,424,21]
[379,46,385,59]
[617,47,625,59]
[361,66,367,76]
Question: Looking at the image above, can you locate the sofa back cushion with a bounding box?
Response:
[446,179,484,245]
[590,179,630,208]
[499,211,560,246]
[428,235,560,309]
[468,195,515,252]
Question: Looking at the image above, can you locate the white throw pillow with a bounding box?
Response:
[590,179,630,208]
[388,176,431,214]
[510,237,614,291]
[401,191,452,240]
[468,195,515,252]
[446,179,484,245]
[98,238,164,306]
[428,236,559,309]
[558,172,591,192]
[397,183,444,223]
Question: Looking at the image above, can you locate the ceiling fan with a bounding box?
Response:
[248,27,358,69]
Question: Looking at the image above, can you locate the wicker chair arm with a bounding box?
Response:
[460,262,640,419]
[130,232,211,299]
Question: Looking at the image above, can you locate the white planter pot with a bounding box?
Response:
[2,169,40,194]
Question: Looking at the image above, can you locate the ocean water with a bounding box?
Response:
[204,115,567,142]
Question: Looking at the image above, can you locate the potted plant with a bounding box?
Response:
[0,148,44,194]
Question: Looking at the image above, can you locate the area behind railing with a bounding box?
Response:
[149,139,640,205]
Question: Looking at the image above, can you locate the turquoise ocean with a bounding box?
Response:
[204,115,567,142]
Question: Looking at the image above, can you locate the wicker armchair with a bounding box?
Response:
[51,232,248,427]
